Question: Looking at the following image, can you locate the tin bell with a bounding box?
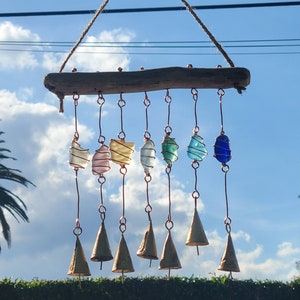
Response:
[218,233,240,273]
[159,231,181,277]
[137,221,158,266]
[186,208,209,255]
[68,236,91,277]
[112,234,134,274]
[90,222,113,269]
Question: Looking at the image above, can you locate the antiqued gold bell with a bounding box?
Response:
[137,221,158,263]
[218,233,240,272]
[186,208,209,254]
[112,234,134,273]
[159,231,182,271]
[68,236,91,277]
[90,222,113,269]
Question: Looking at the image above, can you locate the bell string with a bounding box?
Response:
[214,88,240,275]
[137,92,158,266]
[186,88,209,255]
[112,90,134,279]
[67,92,91,281]
[90,92,113,270]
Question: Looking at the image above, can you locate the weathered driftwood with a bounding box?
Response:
[44,67,250,100]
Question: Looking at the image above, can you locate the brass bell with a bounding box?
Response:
[137,221,158,266]
[159,231,181,276]
[218,233,240,273]
[68,236,91,277]
[112,234,135,274]
[90,222,113,269]
[186,208,209,255]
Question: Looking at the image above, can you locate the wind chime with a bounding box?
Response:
[43,0,250,280]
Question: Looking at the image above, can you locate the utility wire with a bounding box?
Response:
[1,1,300,18]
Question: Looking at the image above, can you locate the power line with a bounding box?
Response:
[1,1,300,18]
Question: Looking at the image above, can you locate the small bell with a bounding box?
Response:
[218,233,240,273]
[92,144,110,175]
[214,134,231,164]
[140,139,156,174]
[137,221,158,264]
[161,135,179,165]
[159,231,182,274]
[68,236,91,277]
[112,234,135,274]
[90,222,113,269]
[187,134,208,162]
[110,139,135,166]
[186,208,209,254]
[69,140,91,169]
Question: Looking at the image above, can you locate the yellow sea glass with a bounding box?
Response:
[110,139,135,166]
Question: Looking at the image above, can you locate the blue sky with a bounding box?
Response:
[0,0,299,281]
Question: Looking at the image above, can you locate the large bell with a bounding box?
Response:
[218,233,240,273]
[90,222,113,269]
[159,231,182,274]
[186,208,209,254]
[68,236,91,277]
[112,234,135,274]
[137,221,158,265]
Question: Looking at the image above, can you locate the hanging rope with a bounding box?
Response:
[58,0,110,72]
[181,0,235,67]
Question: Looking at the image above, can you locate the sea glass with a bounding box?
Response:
[140,139,156,174]
[187,134,208,162]
[214,134,231,163]
[161,135,179,165]
[110,139,135,166]
[91,144,111,175]
[69,140,90,169]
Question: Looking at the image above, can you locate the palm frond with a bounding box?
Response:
[0,164,35,187]
[0,207,11,249]
[0,187,29,222]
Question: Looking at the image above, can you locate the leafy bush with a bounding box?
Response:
[0,276,299,300]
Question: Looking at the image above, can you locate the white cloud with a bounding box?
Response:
[0,21,40,70]
[277,242,300,257]
[42,29,134,72]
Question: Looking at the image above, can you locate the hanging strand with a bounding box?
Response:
[165,166,174,232]
[218,88,225,134]
[72,93,80,141]
[181,0,235,68]
[143,92,151,140]
[164,89,173,136]
[119,166,127,234]
[59,0,110,72]
[222,164,231,233]
[73,168,82,236]
[97,92,106,144]
[118,93,126,140]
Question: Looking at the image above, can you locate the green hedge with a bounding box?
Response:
[0,276,299,300]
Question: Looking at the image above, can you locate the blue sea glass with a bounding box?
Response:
[187,134,208,162]
[214,134,231,163]
[161,135,179,165]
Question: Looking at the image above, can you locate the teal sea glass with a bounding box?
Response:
[161,135,179,165]
[214,134,231,163]
[187,134,208,162]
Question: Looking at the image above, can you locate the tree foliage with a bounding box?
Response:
[0,131,34,251]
